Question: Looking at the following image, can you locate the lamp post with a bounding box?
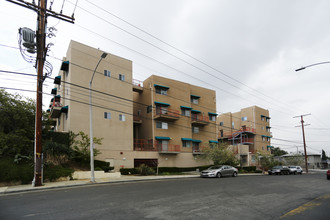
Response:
[89,52,107,182]
[295,61,330,71]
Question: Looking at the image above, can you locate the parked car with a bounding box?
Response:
[268,166,290,175]
[288,166,303,175]
[200,165,238,178]
[327,170,330,180]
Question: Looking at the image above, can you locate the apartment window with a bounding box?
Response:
[192,142,200,149]
[232,122,234,129]
[104,70,111,77]
[192,126,199,133]
[209,115,216,121]
[119,74,125,81]
[147,105,152,113]
[262,136,266,141]
[219,122,224,126]
[261,126,265,130]
[191,97,199,104]
[156,106,168,114]
[119,114,125,121]
[156,121,168,129]
[261,115,265,121]
[267,137,270,142]
[266,127,271,132]
[266,118,270,122]
[220,130,224,137]
[155,87,168,95]
[104,112,111,119]
[181,109,190,117]
[182,141,191,148]
[137,110,141,116]
[242,116,247,121]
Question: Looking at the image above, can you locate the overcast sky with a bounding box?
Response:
[1,0,330,155]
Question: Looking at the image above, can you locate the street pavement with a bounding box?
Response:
[0,170,329,220]
[0,169,326,195]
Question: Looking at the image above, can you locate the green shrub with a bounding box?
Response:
[95,167,103,171]
[137,164,155,176]
[120,168,138,175]
[0,157,34,184]
[43,165,74,182]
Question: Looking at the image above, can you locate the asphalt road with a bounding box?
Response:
[0,173,329,220]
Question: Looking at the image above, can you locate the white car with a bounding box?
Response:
[288,166,303,175]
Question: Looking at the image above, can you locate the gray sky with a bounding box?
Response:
[1,0,330,155]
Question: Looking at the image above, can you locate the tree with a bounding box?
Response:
[321,149,327,161]
[70,131,103,163]
[199,143,239,166]
[259,154,281,170]
[271,147,288,156]
[0,89,35,158]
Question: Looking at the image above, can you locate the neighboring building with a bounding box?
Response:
[280,151,322,169]
[133,75,217,168]
[48,41,215,170]
[217,106,272,166]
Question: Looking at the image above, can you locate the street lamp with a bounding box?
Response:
[89,52,107,182]
[295,61,330,71]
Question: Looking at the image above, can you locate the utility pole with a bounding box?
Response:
[294,114,311,173]
[6,0,74,186]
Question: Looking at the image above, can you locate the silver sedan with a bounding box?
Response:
[200,165,238,178]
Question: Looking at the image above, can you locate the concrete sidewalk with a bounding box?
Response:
[0,173,264,195]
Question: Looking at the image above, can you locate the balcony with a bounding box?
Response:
[134,139,180,154]
[133,79,143,93]
[154,107,180,121]
[191,115,209,126]
[133,115,142,124]
[49,97,62,118]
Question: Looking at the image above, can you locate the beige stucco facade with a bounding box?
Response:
[217,106,272,166]
[49,41,214,170]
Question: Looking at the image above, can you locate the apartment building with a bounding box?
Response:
[48,41,215,170]
[133,75,217,168]
[49,40,134,170]
[217,106,272,166]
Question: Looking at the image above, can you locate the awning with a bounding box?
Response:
[208,112,218,116]
[190,94,200,99]
[155,136,171,140]
[266,126,271,128]
[181,138,192,141]
[61,105,69,113]
[267,145,273,148]
[51,88,57,95]
[262,135,272,138]
[209,140,219,143]
[154,84,169,90]
[154,101,170,106]
[54,75,61,85]
[192,139,202,143]
[180,106,192,110]
[60,60,69,71]
[191,109,201,113]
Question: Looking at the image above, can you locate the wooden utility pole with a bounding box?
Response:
[6,0,74,186]
[294,114,311,173]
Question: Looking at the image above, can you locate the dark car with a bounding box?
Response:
[327,170,330,180]
[200,165,238,178]
[268,166,290,175]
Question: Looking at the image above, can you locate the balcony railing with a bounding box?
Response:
[191,115,209,126]
[134,139,180,153]
[133,115,142,123]
[132,79,143,93]
[154,107,180,121]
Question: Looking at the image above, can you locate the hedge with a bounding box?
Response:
[120,165,212,175]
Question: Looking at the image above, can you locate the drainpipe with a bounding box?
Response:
[150,83,155,144]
